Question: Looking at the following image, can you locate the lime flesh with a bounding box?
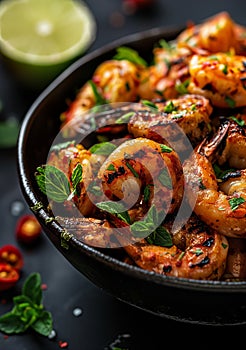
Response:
[0,0,96,89]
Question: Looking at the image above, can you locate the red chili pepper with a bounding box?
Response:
[0,263,20,291]
[0,245,24,271]
[15,215,42,244]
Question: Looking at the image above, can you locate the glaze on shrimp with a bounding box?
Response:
[187,52,246,108]
[127,94,213,152]
[98,137,184,217]
[183,120,246,237]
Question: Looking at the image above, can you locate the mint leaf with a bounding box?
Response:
[89,141,117,155]
[0,313,27,334]
[88,80,107,105]
[22,273,42,305]
[158,168,172,189]
[35,165,71,203]
[96,201,131,224]
[146,226,173,247]
[113,46,147,67]
[13,295,34,316]
[31,311,53,336]
[71,163,83,197]
[0,273,53,337]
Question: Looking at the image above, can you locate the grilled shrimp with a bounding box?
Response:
[98,137,184,217]
[127,94,213,152]
[137,43,191,101]
[47,142,102,217]
[62,59,143,125]
[122,213,228,280]
[177,12,241,54]
[187,52,246,108]
[183,120,246,237]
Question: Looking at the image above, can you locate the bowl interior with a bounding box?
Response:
[17,25,246,325]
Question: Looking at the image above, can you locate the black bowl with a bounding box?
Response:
[17,26,246,326]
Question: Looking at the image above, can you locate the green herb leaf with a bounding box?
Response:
[175,79,190,94]
[213,163,235,180]
[0,273,53,337]
[141,100,158,109]
[35,165,71,203]
[130,205,163,238]
[160,144,172,153]
[107,164,116,171]
[208,55,219,60]
[31,311,53,336]
[115,111,135,124]
[158,168,172,189]
[229,197,246,211]
[71,163,83,197]
[191,248,203,256]
[126,161,139,178]
[96,201,131,224]
[130,221,153,237]
[89,141,117,155]
[229,116,245,126]
[146,226,173,247]
[159,39,173,50]
[88,80,107,105]
[22,273,42,306]
[113,46,148,67]
[143,184,152,202]
[0,313,27,334]
[225,96,236,108]
[13,295,34,316]
[198,178,206,190]
[163,101,177,113]
[222,64,228,74]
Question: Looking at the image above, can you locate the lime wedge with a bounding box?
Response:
[0,0,96,89]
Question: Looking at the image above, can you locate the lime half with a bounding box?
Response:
[0,0,96,89]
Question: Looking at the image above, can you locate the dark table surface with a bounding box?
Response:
[1,0,246,349]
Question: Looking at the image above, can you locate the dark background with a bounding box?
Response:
[1,0,246,349]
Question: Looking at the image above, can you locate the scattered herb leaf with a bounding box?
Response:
[0,273,53,336]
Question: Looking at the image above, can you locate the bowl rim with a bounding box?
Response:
[17,24,246,293]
